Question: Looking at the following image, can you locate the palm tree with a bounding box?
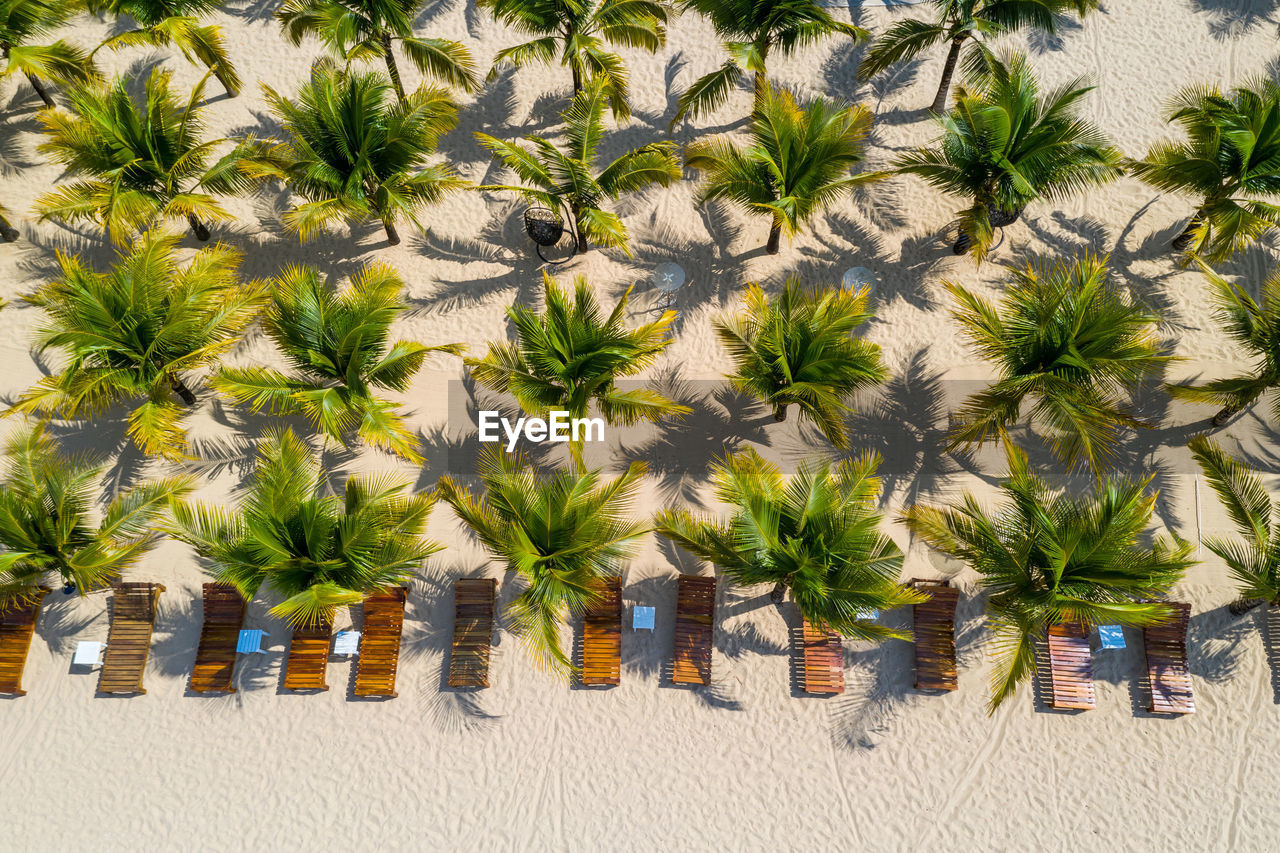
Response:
[256,65,465,246]
[673,0,867,124]
[946,254,1168,473]
[7,232,263,460]
[857,0,1099,114]
[686,85,880,254]
[0,201,18,241]
[476,79,680,253]
[1129,79,1280,263]
[1189,436,1280,614]
[902,440,1193,711]
[658,448,922,636]
[1,0,99,107]
[213,262,462,462]
[478,0,666,118]
[35,69,268,242]
[715,278,886,447]
[87,0,241,97]
[1168,261,1280,428]
[895,52,1122,260]
[468,271,689,449]
[0,427,191,608]
[173,428,440,628]
[277,0,478,100]
[437,447,647,674]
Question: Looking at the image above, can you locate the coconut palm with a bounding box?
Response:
[173,428,440,628]
[902,440,1193,711]
[437,447,647,674]
[895,52,1122,260]
[857,0,1099,114]
[0,202,18,241]
[658,448,921,637]
[276,0,478,100]
[673,0,867,123]
[1,0,99,107]
[468,271,689,447]
[213,262,462,462]
[256,64,465,246]
[35,69,268,242]
[7,232,263,460]
[476,79,680,253]
[715,278,886,447]
[686,85,880,254]
[946,254,1168,473]
[0,427,191,608]
[478,0,666,118]
[1189,436,1280,614]
[1128,79,1280,263]
[1168,261,1280,427]
[87,0,241,97]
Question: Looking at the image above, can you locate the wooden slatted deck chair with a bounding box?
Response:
[190,583,247,694]
[0,587,50,696]
[354,587,409,698]
[98,582,164,695]
[799,616,844,695]
[580,576,621,687]
[911,579,959,692]
[1047,619,1095,710]
[283,617,333,692]
[449,578,497,689]
[1144,602,1194,715]
[672,574,716,686]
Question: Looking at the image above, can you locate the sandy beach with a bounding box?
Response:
[3,0,1280,850]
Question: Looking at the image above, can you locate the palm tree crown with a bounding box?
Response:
[173,428,441,627]
[946,254,1168,472]
[438,448,648,674]
[0,428,191,608]
[895,52,1122,260]
[686,85,881,254]
[902,440,1192,711]
[715,278,886,447]
[213,262,463,462]
[1,0,99,107]
[8,232,263,459]
[1129,78,1280,263]
[87,0,242,96]
[658,448,921,639]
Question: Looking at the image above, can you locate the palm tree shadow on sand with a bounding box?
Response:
[1186,0,1280,38]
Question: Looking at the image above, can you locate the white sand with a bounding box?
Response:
[3,0,1280,850]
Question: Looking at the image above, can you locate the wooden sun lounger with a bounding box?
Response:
[580,576,621,686]
[190,583,246,694]
[911,579,959,692]
[98,582,164,695]
[1047,620,1095,710]
[672,574,716,686]
[799,616,844,695]
[449,578,496,689]
[1145,601,1194,715]
[354,587,408,698]
[0,586,50,696]
[283,617,333,692]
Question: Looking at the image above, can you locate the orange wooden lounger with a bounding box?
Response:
[449,578,496,689]
[580,576,621,686]
[0,586,50,696]
[190,583,246,694]
[284,617,333,692]
[1145,602,1194,714]
[799,616,844,695]
[672,574,716,686]
[911,579,959,692]
[98,582,164,695]
[1047,620,1095,710]
[354,587,408,698]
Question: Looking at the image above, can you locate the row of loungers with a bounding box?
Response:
[0,578,1197,712]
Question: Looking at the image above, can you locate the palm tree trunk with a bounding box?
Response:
[1172,215,1203,252]
[773,403,787,422]
[1229,597,1267,616]
[571,202,588,252]
[765,219,782,254]
[931,36,966,113]
[571,62,583,98]
[212,65,237,98]
[187,214,210,241]
[0,210,17,242]
[25,73,55,108]
[381,32,407,103]
[1212,404,1242,428]
[769,581,786,603]
[170,375,197,405]
[383,219,401,246]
